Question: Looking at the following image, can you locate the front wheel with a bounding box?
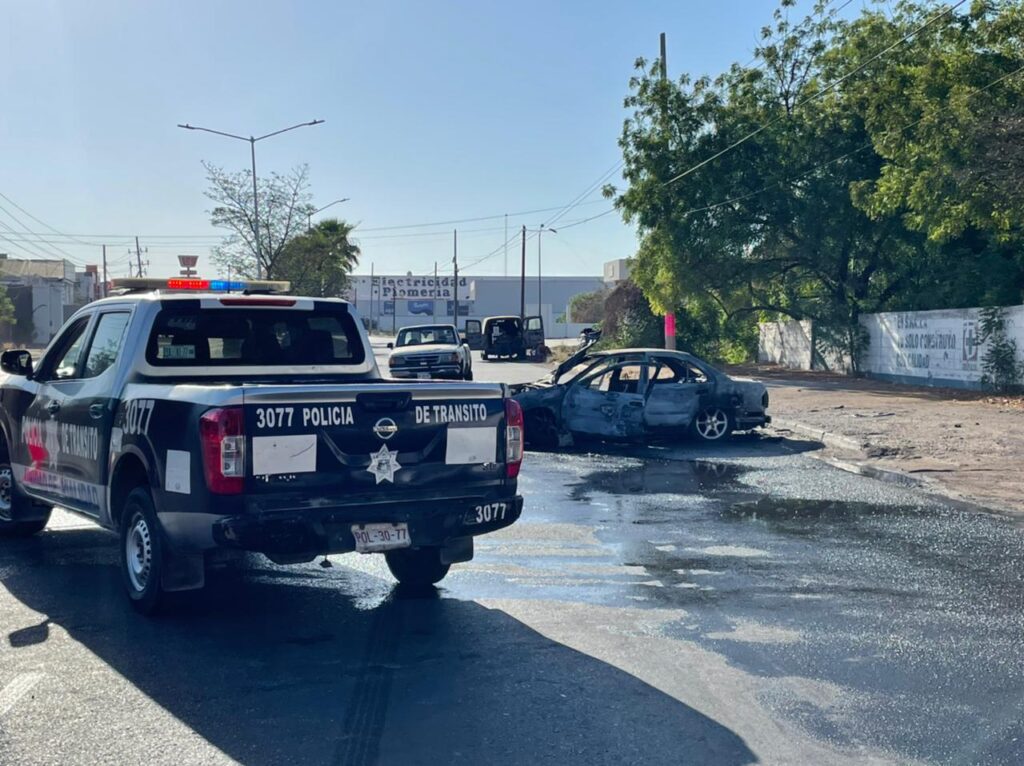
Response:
[691,407,734,442]
[0,462,51,538]
[464,367,474,381]
[119,487,166,614]
[385,547,450,590]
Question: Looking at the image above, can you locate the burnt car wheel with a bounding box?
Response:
[385,547,450,590]
[0,462,51,538]
[692,407,733,442]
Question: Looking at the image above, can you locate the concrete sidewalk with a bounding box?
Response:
[728,364,1024,515]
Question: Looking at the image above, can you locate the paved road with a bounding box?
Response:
[2,362,1023,764]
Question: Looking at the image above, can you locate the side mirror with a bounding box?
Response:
[386,342,394,350]
[0,349,33,378]
[462,339,470,346]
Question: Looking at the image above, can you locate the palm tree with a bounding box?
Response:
[275,218,360,297]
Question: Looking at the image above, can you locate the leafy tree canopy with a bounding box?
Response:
[275,218,360,297]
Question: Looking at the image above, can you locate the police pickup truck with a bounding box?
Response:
[0,278,524,613]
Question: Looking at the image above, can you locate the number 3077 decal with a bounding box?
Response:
[471,502,508,524]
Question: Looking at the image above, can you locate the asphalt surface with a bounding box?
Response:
[1,352,1023,764]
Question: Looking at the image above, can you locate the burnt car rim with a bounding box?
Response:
[126,513,153,592]
[0,466,12,520]
[696,408,729,440]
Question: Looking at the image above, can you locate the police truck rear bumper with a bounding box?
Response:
[211,494,523,556]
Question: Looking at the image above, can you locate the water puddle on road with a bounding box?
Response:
[570,459,746,499]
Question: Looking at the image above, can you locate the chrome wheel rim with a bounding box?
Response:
[0,466,12,520]
[125,513,153,592]
[696,409,728,440]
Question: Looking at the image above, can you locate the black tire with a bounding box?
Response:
[517,349,527,361]
[464,368,474,381]
[119,486,166,614]
[690,407,734,443]
[384,547,450,589]
[481,352,489,361]
[525,410,559,450]
[0,461,51,538]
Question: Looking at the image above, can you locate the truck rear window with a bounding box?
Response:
[146,306,366,366]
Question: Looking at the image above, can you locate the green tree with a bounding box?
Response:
[568,287,608,324]
[204,162,314,280]
[611,0,1024,362]
[601,281,662,348]
[0,284,15,329]
[274,218,361,297]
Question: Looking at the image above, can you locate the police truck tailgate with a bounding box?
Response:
[239,382,512,512]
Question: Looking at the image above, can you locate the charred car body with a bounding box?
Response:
[512,347,770,447]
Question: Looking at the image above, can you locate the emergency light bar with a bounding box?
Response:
[110,278,291,294]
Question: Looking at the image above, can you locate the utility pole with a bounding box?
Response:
[372,264,380,331]
[504,213,508,278]
[452,229,459,325]
[433,261,438,322]
[537,224,544,318]
[135,236,144,278]
[519,225,526,320]
[660,31,676,351]
[101,245,108,297]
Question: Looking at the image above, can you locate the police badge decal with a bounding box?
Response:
[367,444,401,484]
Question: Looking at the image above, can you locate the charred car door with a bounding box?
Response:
[562,360,650,439]
[642,356,711,433]
[463,319,483,350]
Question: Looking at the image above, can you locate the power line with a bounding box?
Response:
[661,0,968,188]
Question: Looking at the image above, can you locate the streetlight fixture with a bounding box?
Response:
[308,198,350,231]
[537,224,557,316]
[177,119,325,278]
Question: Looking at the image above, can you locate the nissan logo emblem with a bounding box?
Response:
[373,417,399,440]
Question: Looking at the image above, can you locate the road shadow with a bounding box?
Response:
[534,432,821,462]
[0,527,757,766]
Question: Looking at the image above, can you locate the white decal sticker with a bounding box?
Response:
[445,427,497,465]
[165,450,191,494]
[110,427,123,455]
[160,344,196,360]
[123,399,155,436]
[21,417,98,463]
[301,406,354,427]
[252,434,317,476]
[17,466,102,507]
[255,406,295,430]
[416,403,488,425]
[472,502,509,524]
[366,444,401,484]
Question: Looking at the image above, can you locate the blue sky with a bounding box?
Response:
[0,0,861,280]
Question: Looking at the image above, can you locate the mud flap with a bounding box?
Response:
[161,550,206,592]
[440,536,473,565]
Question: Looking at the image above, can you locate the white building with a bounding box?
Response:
[347,271,609,338]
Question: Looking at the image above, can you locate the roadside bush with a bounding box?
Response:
[979,307,1024,392]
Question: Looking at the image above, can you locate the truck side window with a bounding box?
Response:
[82,312,131,378]
[42,317,92,381]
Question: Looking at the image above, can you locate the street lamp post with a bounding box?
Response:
[177,119,325,278]
[537,224,557,318]
[308,198,350,232]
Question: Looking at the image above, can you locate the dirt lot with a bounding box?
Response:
[729,364,1024,516]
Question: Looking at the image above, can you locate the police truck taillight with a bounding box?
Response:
[505,399,524,478]
[200,407,245,494]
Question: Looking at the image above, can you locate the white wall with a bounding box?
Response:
[758,320,813,369]
[30,283,65,345]
[859,306,1024,388]
[759,305,1024,388]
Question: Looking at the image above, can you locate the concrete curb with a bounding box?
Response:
[768,417,867,455]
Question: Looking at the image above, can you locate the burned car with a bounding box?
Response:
[511,347,770,447]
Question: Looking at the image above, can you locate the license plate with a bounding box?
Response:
[416,372,430,379]
[351,523,411,553]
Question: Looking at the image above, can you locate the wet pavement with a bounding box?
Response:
[2,437,1023,764]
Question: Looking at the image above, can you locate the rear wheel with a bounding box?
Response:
[481,352,489,361]
[119,487,166,614]
[0,462,50,538]
[385,547,450,590]
[691,407,733,442]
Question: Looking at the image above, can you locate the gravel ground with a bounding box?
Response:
[729,364,1024,515]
